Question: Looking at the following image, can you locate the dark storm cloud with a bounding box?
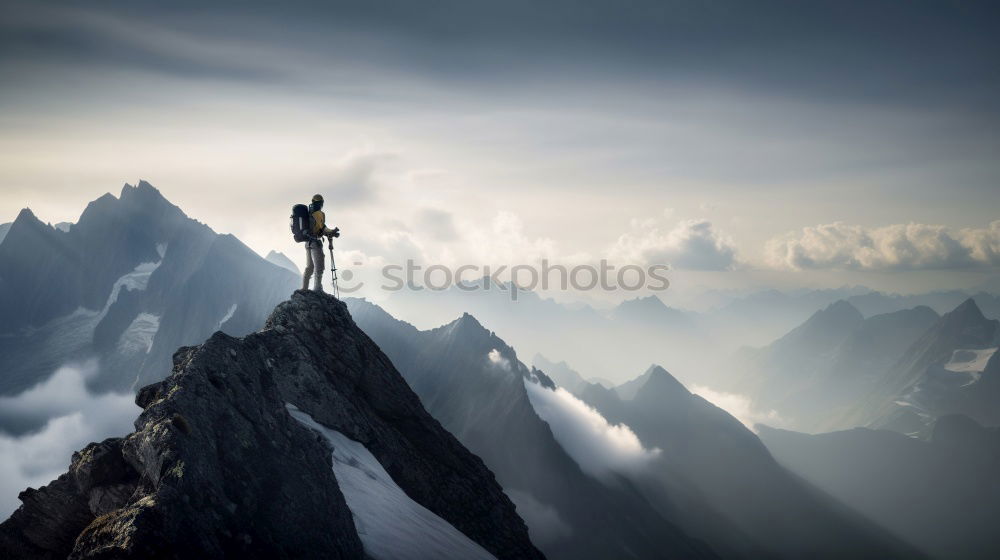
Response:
[2,0,998,115]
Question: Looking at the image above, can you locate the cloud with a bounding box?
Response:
[689,385,783,431]
[487,349,512,371]
[765,220,1000,270]
[321,152,398,207]
[468,211,559,266]
[1,2,289,83]
[0,362,139,519]
[609,218,737,270]
[415,208,459,242]
[524,380,659,480]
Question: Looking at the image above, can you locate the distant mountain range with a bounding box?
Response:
[723,301,937,431]
[560,362,918,560]
[839,299,1000,434]
[347,297,715,560]
[350,298,920,560]
[0,182,297,433]
[717,296,999,434]
[265,250,299,275]
[379,280,1000,388]
[760,415,1000,560]
[382,285,735,388]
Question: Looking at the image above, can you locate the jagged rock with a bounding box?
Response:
[1,290,542,560]
[0,438,137,560]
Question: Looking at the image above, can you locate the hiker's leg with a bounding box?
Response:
[312,245,325,291]
[302,243,315,290]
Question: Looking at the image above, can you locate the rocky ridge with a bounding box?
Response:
[0,290,542,560]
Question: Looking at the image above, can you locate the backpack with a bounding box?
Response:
[290,204,314,243]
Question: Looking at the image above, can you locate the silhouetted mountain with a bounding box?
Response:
[614,365,657,401]
[0,291,542,560]
[380,281,999,393]
[760,415,1000,560]
[846,290,1000,319]
[347,298,717,560]
[728,301,864,397]
[574,365,920,560]
[265,249,299,275]
[381,282,727,389]
[969,292,1000,321]
[839,298,999,433]
[0,222,11,246]
[531,354,589,394]
[723,302,940,432]
[351,298,918,560]
[828,306,940,382]
[0,182,297,429]
[610,295,694,329]
[697,287,873,347]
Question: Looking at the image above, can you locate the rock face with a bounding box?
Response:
[0,181,298,401]
[0,291,542,560]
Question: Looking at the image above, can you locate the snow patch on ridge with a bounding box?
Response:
[286,404,497,560]
[215,304,238,331]
[100,257,163,317]
[116,313,160,355]
[943,347,997,385]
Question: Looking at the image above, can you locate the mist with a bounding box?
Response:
[689,385,784,431]
[523,379,659,480]
[504,489,573,548]
[0,362,139,519]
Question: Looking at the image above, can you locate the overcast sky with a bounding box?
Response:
[1,0,997,301]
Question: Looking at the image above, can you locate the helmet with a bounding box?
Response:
[312,194,324,203]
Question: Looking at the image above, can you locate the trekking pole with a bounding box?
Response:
[327,236,340,299]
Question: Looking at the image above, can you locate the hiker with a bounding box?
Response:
[301,194,340,292]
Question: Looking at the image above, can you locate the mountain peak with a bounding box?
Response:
[445,311,488,336]
[948,298,985,322]
[773,299,864,352]
[120,179,160,197]
[820,299,863,320]
[613,294,691,325]
[119,180,169,205]
[638,364,690,398]
[2,290,542,559]
[265,250,299,275]
[625,295,669,309]
[4,207,59,242]
[12,207,39,225]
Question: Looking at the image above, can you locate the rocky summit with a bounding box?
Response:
[0,290,543,560]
